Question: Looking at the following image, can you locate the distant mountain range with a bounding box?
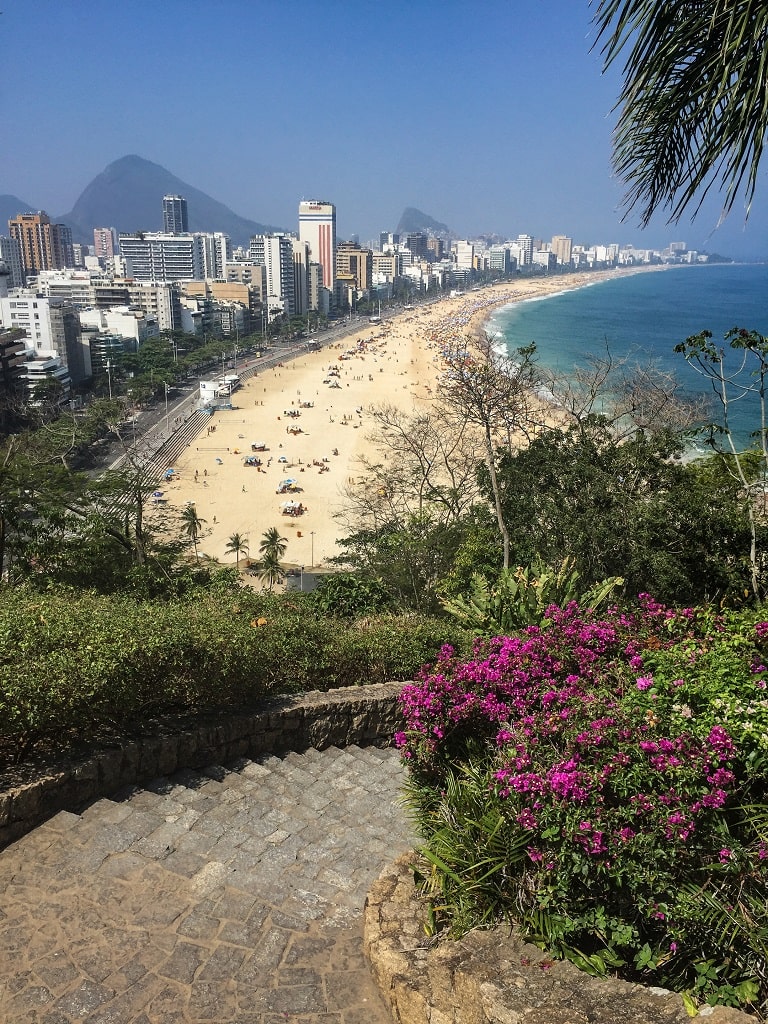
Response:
[2,156,453,249]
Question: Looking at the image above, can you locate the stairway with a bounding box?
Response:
[0,744,414,1023]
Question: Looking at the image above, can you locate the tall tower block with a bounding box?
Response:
[298,201,336,292]
[163,195,188,234]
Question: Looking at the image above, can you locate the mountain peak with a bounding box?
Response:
[57,155,282,246]
[396,206,452,237]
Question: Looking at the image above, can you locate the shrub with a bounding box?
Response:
[310,571,392,618]
[397,596,768,1014]
[0,587,466,765]
[440,557,624,635]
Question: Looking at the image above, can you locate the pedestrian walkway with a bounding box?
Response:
[0,744,414,1023]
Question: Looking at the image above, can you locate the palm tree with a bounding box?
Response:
[180,504,206,559]
[225,531,249,569]
[259,526,288,563]
[253,552,285,593]
[594,1,768,225]
[253,527,288,592]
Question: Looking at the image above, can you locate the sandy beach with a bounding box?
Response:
[156,267,664,570]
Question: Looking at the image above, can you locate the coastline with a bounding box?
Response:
[153,265,670,572]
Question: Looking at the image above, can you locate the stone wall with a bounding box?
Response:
[364,854,755,1024]
[0,682,403,850]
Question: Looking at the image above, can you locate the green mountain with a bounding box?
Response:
[396,206,452,238]
[57,155,283,247]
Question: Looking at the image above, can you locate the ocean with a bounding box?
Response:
[489,263,768,449]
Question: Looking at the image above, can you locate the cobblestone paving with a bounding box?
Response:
[0,744,415,1023]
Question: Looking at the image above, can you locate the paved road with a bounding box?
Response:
[0,744,415,1023]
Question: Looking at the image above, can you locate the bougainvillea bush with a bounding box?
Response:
[397,596,768,1014]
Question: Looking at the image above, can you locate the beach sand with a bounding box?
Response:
[156,267,663,571]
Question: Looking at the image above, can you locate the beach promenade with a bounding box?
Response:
[155,268,661,569]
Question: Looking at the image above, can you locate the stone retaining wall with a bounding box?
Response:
[0,682,403,850]
[364,853,754,1024]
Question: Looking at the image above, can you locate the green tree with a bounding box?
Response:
[334,514,468,614]
[438,335,542,570]
[225,531,249,569]
[674,327,768,600]
[485,417,754,605]
[252,552,285,592]
[594,0,768,224]
[252,527,288,593]
[180,504,206,560]
[258,526,287,562]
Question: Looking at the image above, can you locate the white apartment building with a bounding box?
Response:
[79,306,159,345]
[0,292,89,383]
[515,234,534,265]
[454,240,475,270]
[118,232,230,283]
[249,234,295,319]
[21,354,72,404]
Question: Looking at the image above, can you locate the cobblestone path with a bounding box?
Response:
[0,744,415,1023]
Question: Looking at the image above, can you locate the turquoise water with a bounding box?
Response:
[489,263,768,447]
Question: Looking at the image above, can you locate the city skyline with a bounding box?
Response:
[3,0,768,260]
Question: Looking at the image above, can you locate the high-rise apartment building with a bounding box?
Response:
[426,237,444,261]
[551,235,573,265]
[0,293,85,382]
[515,234,534,265]
[336,241,372,292]
[118,232,229,282]
[489,246,513,273]
[163,195,188,234]
[454,240,475,270]
[299,201,336,292]
[8,212,71,276]
[120,233,203,281]
[93,227,118,261]
[291,239,311,316]
[0,235,25,287]
[249,234,296,318]
[405,233,428,259]
[379,232,400,251]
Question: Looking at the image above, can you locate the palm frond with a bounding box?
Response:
[593,0,768,224]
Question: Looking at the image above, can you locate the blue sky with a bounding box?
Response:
[3,0,767,258]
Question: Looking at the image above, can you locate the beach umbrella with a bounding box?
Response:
[152,490,164,498]
[281,478,296,486]
[278,456,288,463]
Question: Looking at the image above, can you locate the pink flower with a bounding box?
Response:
[636,676,654,691]
[718,848,732,863]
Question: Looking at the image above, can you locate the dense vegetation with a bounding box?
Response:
[0,584,467,768]
[398,598,768,1014]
